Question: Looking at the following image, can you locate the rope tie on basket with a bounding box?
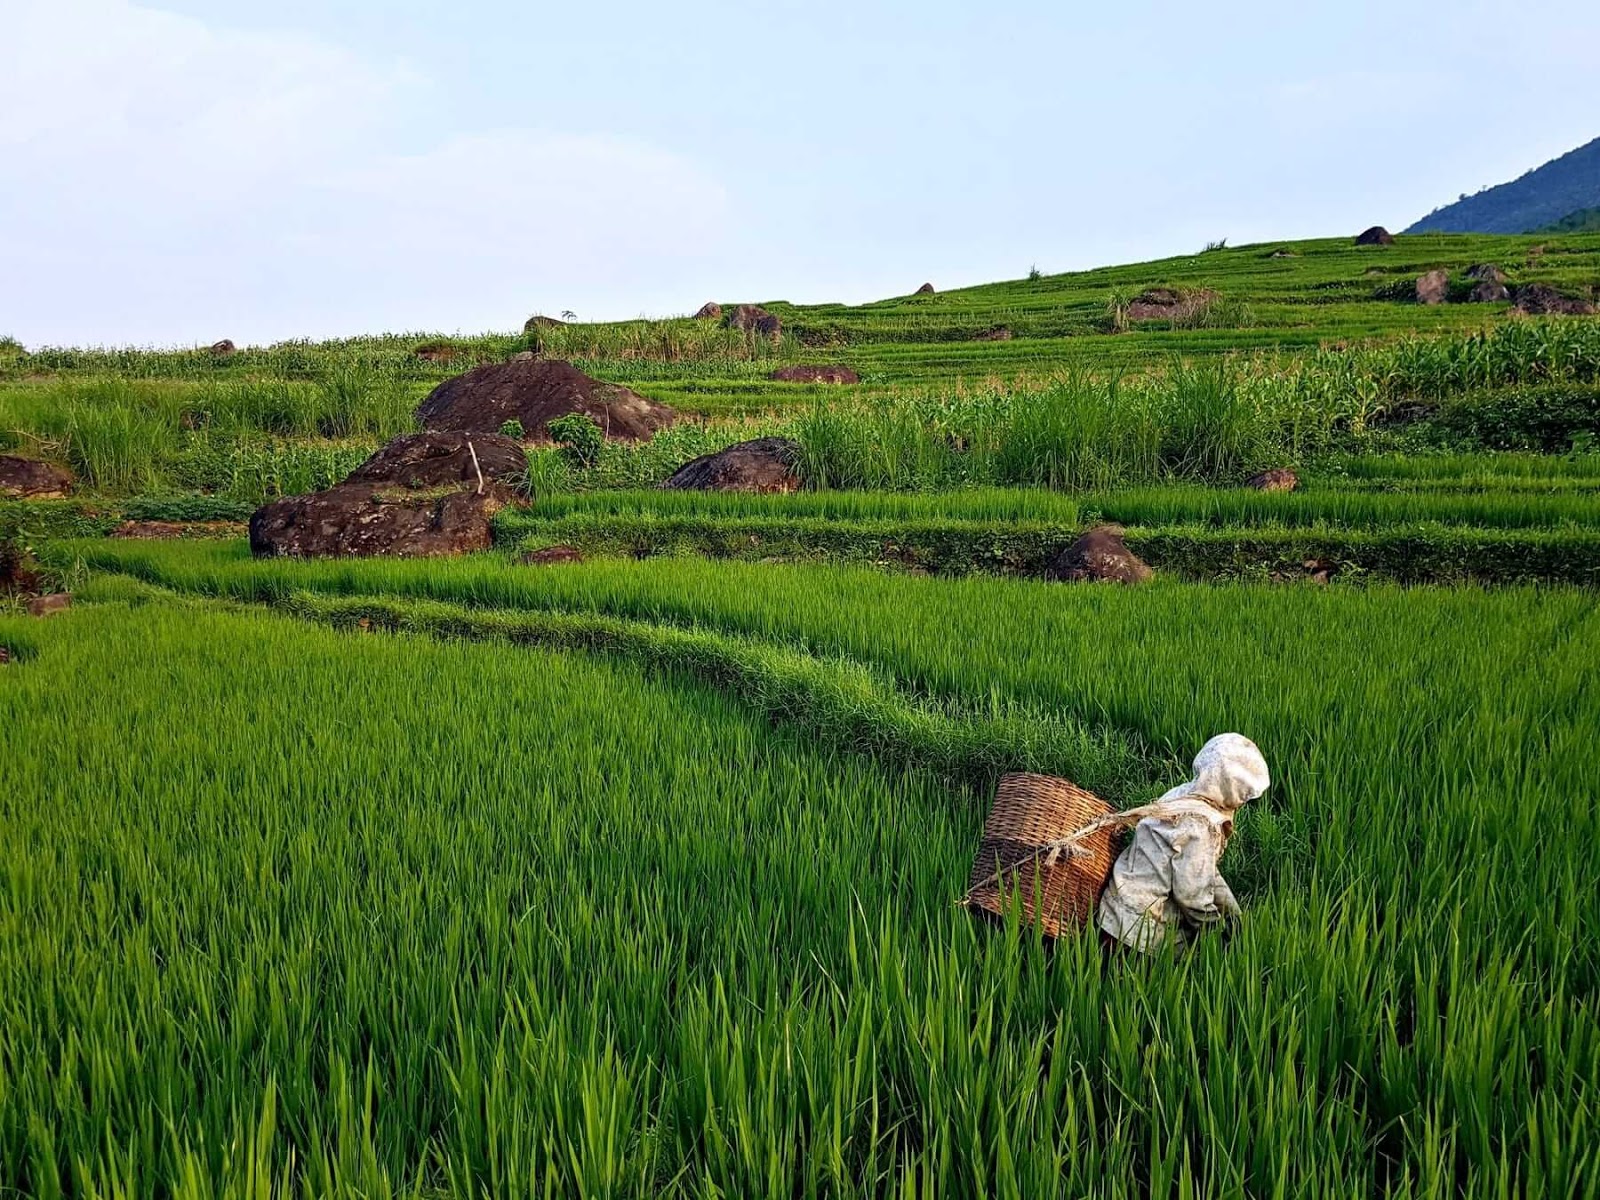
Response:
[960,793,1211,905]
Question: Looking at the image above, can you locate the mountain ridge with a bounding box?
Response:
[1407,136,1600,234]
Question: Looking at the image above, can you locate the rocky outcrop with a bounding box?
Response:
[345,431,527,490]
[0,456,73,499]
[249,484,511,559]
[1046,528,1152,584]
[416,359,674,441]
[1415,270,1450,306]
[724,305,782,338]
[1246,468,1299,492]
[660,437,803,494]
[1512,284,1595,316]
[693,302,723,320]
[1355,227,1395,246]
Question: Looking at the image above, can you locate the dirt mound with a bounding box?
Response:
[767,365,860,384]
[693,302,722,319]
[0,456,73,499]
[661,437,803,494]
[1047,528,1152,584]
[915,282,935,295]
[27,593,71,617]
[724,305,782,338]
[1415,270,1450,306]
[250,483,511,559]
[1126,288,1217,322]
[1512,284,1595,316]
[1246,468,1299,492]
[416,359,675,441]
[111,520,246,539]
[347,431,528,491]
[976,326,1014,341]
[523,315,566,331]
[209,339,236,356]
[1355,226,1395,246]
[520,545,585,566]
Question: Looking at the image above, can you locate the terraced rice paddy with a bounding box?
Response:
[5,232,1600,1197]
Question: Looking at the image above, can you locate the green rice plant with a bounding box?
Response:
[10,545,1599,1195]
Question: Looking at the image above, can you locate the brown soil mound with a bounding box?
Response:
[1355,227,1394,246]
[111,520,247,539]
[1246,468,1299,492]
[694,302,723,319]
[27,593,72,617]
[1513,284,1595,316]
[915,282,935,294]
[724,305,782,337]
[520,545,585,566]
[347,432,528,491]
[250,483,512,559]
[209,339,236,356]
[1047,528,1152,584]
[0,456,73,499]
[661,437,802,494]
[1126,288,1217,322]
[768,365,860,384]
[415,359,675,441]
[1415,270,1449,306]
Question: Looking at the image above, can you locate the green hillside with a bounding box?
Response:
[1539,206,1600,234]
[1408,134,1600,233]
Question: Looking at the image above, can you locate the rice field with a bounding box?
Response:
[4,543,1598,1197]
[6,231,1600,1197]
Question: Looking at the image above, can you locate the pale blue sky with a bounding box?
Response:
[3,0,1597,346]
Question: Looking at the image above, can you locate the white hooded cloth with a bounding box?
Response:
[1097,733,1270,953]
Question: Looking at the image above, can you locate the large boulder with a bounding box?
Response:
[523,314,566,331]
[1246,468,1299,492]
[415,359,675,441]
[1470,280,1511,303]
[724,305,782,338]
[346,431,527,490]
[661,437,803,494]
[693,302,723,320]
[915,282,936,295]
[0,455,73,499]
[1047,528,1152,584]
[1512,284,1595,316]
[768,365,860,384]
[1466,264,1506,284]
[209,339,236,356]
[1415,270,1450,306]
[1355,226,1394,246]
[249,483,511,559]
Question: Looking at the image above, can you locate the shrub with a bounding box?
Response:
[499,419,526,440]
[1430,385,1600,452]
[546,413,605,468]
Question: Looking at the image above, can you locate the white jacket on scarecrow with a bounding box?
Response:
[1098,734,1269,953]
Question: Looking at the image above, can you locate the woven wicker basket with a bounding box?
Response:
[964,772,1118,938]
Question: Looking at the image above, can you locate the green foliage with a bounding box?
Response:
[546,412,605,468]
[497,418,525,440]
[1429,384,1600,452]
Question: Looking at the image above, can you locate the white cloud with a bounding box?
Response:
[0,0,731,346]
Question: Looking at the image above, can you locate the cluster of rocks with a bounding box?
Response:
[251,358,678,559]
[1412,264,1593,313]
